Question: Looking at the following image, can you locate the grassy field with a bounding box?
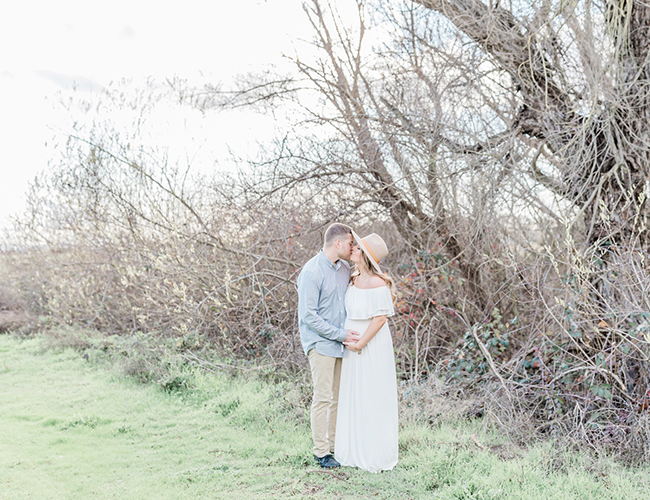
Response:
[1,333,648,499]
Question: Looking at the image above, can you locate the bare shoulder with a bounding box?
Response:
[353,275,388,289]
[366,276,388,289]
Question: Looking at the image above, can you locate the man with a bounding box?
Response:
[297,223,359,469]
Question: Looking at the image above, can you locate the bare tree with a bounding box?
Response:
[6,0,650,460]
[203,0,650,456]
[412,0,650,242]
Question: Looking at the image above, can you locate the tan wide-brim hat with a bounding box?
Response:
[352,231,388,274]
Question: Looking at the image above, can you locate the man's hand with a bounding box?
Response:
[344,340,362,353]
[344,329,360,344]
[344,330,362,353]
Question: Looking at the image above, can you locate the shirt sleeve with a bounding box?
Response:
[345,286,395,320]
[298,270,347,343]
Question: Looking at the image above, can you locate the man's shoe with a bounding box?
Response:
[314,454,340,468]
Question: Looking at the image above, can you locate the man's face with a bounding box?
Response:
[337,233,354,260]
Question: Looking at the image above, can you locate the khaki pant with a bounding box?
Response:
[307,348,342,457]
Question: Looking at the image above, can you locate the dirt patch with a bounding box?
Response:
[302,483,323,495]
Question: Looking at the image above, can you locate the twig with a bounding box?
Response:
[180,351,279,373]
[470,324,510,395]
[470,434,486,450]
[443,306,512,400]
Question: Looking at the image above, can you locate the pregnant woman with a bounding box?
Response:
[335,232,398,473]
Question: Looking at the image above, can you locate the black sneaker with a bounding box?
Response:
[314,454,340,468]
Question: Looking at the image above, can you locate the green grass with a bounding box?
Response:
[1,334,649,499]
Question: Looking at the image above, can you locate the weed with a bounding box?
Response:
[160,374,192,392]
[60,415,101,430]
[218,398,241,417]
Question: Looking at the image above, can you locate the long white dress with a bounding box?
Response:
[335,285,398,473]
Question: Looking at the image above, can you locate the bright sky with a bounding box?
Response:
[0,0,312,229]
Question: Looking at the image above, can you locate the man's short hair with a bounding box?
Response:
[324,223,352,247]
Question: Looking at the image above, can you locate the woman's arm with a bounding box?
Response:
[344,315,387,352]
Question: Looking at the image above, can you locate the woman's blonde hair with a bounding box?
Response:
[351,250,397,302]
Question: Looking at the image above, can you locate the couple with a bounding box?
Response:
[297,223,398,473]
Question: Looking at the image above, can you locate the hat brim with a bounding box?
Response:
[352,230,382,274]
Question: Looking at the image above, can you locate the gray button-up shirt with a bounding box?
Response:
[297,251,350,358]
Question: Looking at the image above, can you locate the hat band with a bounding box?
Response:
[362,238,380,263]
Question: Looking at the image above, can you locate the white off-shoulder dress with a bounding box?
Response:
[335,285,398,473]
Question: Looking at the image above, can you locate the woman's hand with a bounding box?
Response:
[344,340,363,353]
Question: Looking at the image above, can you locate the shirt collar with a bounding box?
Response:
[318,250,341,270]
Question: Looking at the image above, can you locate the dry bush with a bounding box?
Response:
[4,0,650,462]
[0,252,34,333]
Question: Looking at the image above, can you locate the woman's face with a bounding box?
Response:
[350,245,363,264]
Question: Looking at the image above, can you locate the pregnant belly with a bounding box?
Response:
[343,317,392,352]
[344,318,372,332]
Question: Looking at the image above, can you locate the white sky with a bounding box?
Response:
[0,0,313,229]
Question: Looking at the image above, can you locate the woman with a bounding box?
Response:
[334,231,398,473]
